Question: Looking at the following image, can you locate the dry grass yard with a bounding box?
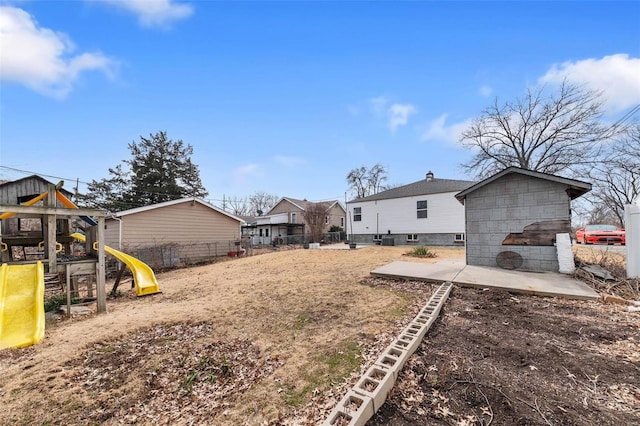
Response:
[0,246,460,425]
[1,244,637,425]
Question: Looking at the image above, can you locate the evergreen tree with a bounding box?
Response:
[79,131,208,211]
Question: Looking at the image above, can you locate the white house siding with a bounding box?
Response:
[105,201,242,262]
[348,192,465,246]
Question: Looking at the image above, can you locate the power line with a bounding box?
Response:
[0,165,345,208]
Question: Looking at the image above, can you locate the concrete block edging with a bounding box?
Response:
[322,281,453,425]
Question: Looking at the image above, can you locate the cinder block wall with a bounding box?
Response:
[465,174,571,271]
[350,233,461,246]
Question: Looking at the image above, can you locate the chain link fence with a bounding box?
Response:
[110,232,346,272]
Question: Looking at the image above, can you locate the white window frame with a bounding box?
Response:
[353,207,362,222]
[406,234,419,242]
[454,233,465,243]
[416,200,428,219]
[373,234,383,241]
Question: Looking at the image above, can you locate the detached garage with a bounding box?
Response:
[104,197,244,267]
[455,167,591,272]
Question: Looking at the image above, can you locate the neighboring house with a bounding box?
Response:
[346,171,475,246]
[0,175,74,261]
[455,167,591,272]
[244,197,346,245]
[104,197,244,267]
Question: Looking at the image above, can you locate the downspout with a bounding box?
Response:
[110,215,124,273]
[110,215,123,251]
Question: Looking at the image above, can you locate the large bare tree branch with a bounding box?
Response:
[460,81,609,179]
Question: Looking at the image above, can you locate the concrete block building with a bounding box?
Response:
[455,167,591,272]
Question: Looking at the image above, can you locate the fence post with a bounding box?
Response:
[625,203,639,278]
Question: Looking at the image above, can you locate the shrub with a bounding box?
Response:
[407,246,437,258]
[44,294,79,312]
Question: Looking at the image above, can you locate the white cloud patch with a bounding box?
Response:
[421,113,471,145]
[0,6,117,98]
[346,104,360,116]
[232,163,259,183]
[479,85,493,97]
[273,155,305,167]
[369,96,389,116]
[388,103,417,133]
[539,54,640,114]
[93,0,193,28]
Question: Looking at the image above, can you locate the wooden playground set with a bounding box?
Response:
[0,177,160,350]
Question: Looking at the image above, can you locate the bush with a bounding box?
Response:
[407,246,437,258]
[44,294,79,312]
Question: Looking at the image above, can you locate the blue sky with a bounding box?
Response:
[1,1,639,208]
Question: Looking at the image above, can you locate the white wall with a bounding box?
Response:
[625,203,639,278]
[347,192,465,236]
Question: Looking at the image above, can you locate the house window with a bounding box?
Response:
[353,207,362,221]
[455,233,465,242]
[407,234,419,242]
[265,229,269,237]
[340,217,344,227]
[373,234,383,241]
[325,216,329,224]
[259,229,263,237]
[416,200,428,219]
[291,213,297,224]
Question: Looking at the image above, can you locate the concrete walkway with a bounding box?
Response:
[371,259,600,300]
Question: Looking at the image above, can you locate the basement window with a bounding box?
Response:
[373,234,383,241]
[407,234,419,242]
[454,233,465,243]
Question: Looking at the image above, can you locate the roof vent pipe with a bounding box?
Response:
[426,171,434,181]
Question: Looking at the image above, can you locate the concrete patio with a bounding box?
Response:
[371,259,600,300]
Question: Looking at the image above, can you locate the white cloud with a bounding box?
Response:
[93,0,193,28]
[421,113,471,145]
[539,54,640,114]
[388,103,417,133]
[369,96,388,116]
[232,164,259,183]
[346,104,360,116]
[0,6,116,98]
[479,85,493,98]
[273,155,305,167]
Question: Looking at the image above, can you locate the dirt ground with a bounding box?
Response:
[369,285,639,425]
[1,244,638,425]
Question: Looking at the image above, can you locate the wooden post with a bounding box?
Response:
[96,216,106,313]
[47,185,57,273]
[66,264,71,318]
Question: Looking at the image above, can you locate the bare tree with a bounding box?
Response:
[249,191,279,216]
[346,163,389,198]
[460,81,608,179]
[225,196,251,217]
[346,166,368,198]
[367,163,388,195]
[587,125,640,226]
[302,202,327,243]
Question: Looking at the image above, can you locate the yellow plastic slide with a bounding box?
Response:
[0,262,45,350]
[70,233,161,297]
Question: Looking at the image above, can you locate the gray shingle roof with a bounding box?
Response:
[454,167,591,202]
[350,177,476,202]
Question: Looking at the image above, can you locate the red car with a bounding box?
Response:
[576,224,626,245]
